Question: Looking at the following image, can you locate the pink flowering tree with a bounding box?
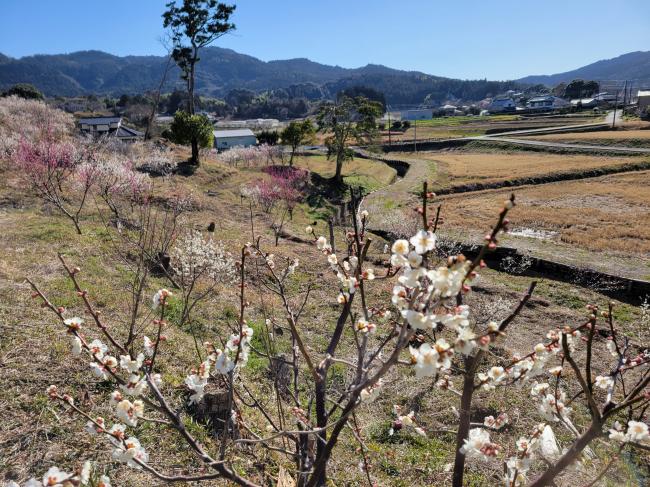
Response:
[243,166,308,245]
[13,135,93,234]
[0,95,73,158]
[80,153,153,223]
[21,184,650,486]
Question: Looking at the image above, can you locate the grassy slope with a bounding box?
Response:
[0,149,647,486]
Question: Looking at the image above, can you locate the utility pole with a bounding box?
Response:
[622,80,628,115]
[387,109,392,147]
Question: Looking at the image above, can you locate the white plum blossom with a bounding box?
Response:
[624,421,650,444]
[410,343,438,378]
[487,366,506,384]
[455,327,477,356]
[410,340,453,377]
[109,390,123,406]
[115,399,144,427]
[89,362,109,380]
[71,336,83,356]
[539,425,560,460]
[185,374,208,405]
[63,317,84,330]
[152,289,172,309]
[391,239,409,256]
[41,466,70,486]
[112,436,149,468]
[594,375,614,389]
[120,374,148,397]
[80,461,91,484]
[360,378,384,403]
[170,231,237,285]
[459,428,499,460]
[316,236,330,251]
[356,318,376,334]
[120,353,144,373]
[87,339,108,359]
[143,336,155,357]
[483,413,509,430]
[606,339,618,357]
[406,250,422,268]
[409,230,436,255]
[538,391,572,421]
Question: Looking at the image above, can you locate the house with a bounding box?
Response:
[637,90,650,111]
[213,129,257,150]
[78,116,143,141]
[593,92,618,103]
[487,97,516,113]
[526,96,570,111]
[400,109,433,121]
[440,104,457,115]
[570,98,598,109]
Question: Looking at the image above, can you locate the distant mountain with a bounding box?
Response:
[0,47,520,105]
[518,51,650,86]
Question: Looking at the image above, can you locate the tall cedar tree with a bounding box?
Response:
[317,96,383,183]
[163,0,235,164]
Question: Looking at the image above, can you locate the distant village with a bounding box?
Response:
[62,83,650,149]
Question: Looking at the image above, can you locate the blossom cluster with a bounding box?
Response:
[170,230,237,284]
[216,144,282,167]
[504,424,559,486]
[243,166,308,213]
[185,324,255,404]
[0,95,73,157]
[459,428,500,461]
[7,462,111,487]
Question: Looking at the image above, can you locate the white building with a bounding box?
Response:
[213,129,257,150]
[526,96,570,111]
[637,90,650,111]
[487,97,516,113]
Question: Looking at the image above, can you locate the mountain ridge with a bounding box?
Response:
[2,48,649,103]
[517,50,650,86]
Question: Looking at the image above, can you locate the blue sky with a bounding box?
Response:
[1,0,649,80]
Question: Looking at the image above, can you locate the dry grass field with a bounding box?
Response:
[434,171,650,276]
[516,128,650,147]
[2,144,647,486]
[394,150,649,190]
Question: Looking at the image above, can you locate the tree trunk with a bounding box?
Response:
[452,356,478,487]
[191,137,200,165]
[188,58,196,115]
[334,154,343,183]
[313,374,328,486]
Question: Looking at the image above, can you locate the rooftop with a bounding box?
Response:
[213,128,256,138]
[78,116,122,125]
[116,126,143,138]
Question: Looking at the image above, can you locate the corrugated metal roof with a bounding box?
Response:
[78,117,122,124]
[213,128,255,138]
